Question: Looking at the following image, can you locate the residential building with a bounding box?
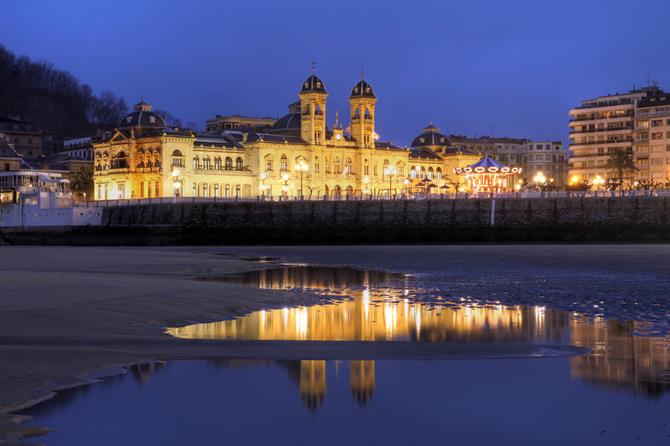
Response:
[526,141,568,186]
[568,86,662,183]
[635,92,670,184]
[0,117,44,158]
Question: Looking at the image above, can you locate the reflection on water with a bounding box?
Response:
[170,265,670,400]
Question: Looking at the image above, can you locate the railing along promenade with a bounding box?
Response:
[81,189,670,208]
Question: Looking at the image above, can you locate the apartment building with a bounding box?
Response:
[568,86,661,183]
[635,93,670,183]
[526,141,568,186]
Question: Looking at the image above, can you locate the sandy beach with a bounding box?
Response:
[3,245,667,443]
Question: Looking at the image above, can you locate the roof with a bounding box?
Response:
[118,100,166,130]
[0,117,39,133]
[375,141,405,150]
[409,147,442,160]
[300,74,327,94]
[272,112,301,131]
[194,134,243,149]
[638,93,670,108]
[351,79,375,98]
[467,156,507,169]
[411,128,450,148]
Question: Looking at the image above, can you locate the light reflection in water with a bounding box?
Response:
[170,265,670,404]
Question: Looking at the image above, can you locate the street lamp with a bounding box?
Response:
[281,172,290,199]
[533,171,546,189]
[592,175,605,192]
[383,166,397,199]
[403,178,410,197]
[362,176,370,197]
[295,159,309,200]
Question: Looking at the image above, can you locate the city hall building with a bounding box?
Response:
[93,72,480,201]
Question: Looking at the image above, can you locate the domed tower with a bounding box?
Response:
[411,123,451,153]
[298,68,328,145]
[118,99,166,132]
[349,77,377,148]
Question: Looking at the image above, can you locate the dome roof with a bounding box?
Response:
[272,112,301,131]
[411,124,450,148]
[300,74,327,94]
[350,80,375,98]
[119,100,166,130]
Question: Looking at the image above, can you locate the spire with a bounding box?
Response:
[335,111,340,129]
[360,65,365,80]
[311,61,316,74]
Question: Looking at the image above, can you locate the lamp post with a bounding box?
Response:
[295,159,308,200]
[362,176,370,198]
[259,172,268,199]
[281,173,290,200]
[403,178,410,197]
[592,175,605,194]
[533,171,546,190]
[384,166,397,199]
[171,169,182,204]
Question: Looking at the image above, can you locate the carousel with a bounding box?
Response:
[453,156,522,193]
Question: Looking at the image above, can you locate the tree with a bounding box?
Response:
[155,109,182,128]
[87,91,128,127]
[69,165,94,200]
[608,148,637,188]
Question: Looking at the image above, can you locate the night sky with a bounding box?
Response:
[3,0,669,146]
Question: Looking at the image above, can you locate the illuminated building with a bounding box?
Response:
[525,141,568,187]
[299,360,327,410]
[205,115,276,133]
[568,86,665,183]
[635,92,670,183]
[349,360,375,406]
[93,71,486,200]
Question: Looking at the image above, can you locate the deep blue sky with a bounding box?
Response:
[3,0,669,145]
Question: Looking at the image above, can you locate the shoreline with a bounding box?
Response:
[4,244,664,443]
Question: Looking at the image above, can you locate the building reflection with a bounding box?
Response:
[176,265,670,403]
[570,317,670,397]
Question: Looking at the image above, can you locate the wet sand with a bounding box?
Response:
[0,245,647,443]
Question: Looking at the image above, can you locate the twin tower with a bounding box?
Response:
[298,72,377,148]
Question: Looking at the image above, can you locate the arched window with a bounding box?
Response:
[203,156,211,170]
[315,104,322,115]
[344,157,353,175]
[235,157,244,171]
[214,184,220,197]
[171,150,183,157]
[265,156,273,172]
[410,166,417,179]
[395,162,404,177]
[235,184,241,198]
[364,108,371,119]
[436,167,442,180]
[203,183,209,197]
[428,167,434,179]
[224,184,231,198]
[364,159,370,175]
[420,166,426,179]
[334,157,341,174]
[112,151,128,169]
[225,157,233,170]
[192,156,200,170]
[354,108,361,119]
[314,156,320,173]
[214,157,222,170]
[280,154,288,172]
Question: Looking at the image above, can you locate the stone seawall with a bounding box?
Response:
[2,196,669,245]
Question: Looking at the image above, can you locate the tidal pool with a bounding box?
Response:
[22,263,670,445]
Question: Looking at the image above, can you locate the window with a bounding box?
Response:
[334,157,341,174]
[410,167,417,178]
[225,157,233,170]
[203,156,211,170]
[235,185,241,198]
[236,157,244,171]
[435,167,442,179]
[214,157,221,170]
[652,132,663,140]
[651,119,663,127]
[344,158,353,175]
[192,157,200,170]
[314,156,320,173]
[280,154,288,172]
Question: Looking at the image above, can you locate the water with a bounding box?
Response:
[23,261,670,445]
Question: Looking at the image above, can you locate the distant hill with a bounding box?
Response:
[0,45,128,137]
